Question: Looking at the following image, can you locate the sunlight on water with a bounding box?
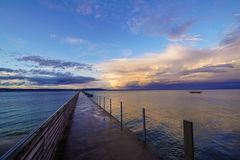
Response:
[90,90,240,160]
[0,91,76,156]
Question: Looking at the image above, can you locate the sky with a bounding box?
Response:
[0,0,240,89]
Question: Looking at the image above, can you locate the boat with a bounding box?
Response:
[189,91,202,94]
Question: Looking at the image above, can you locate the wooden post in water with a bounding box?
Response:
[120,101,123,129]
[99,96,101,108]
[97,96,98,105]
[110,98,112,115]
[104,97,105,110]
[142,108,147,143]
[183,120,194,160]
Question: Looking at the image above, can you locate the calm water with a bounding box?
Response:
[0,91,76,156]
[90,90,240,160]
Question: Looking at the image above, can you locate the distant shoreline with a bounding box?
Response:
[1,88,240,92]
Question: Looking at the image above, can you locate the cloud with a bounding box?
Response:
[0,67,27,75]
[0,79,26,86]
[0,51,97,88]
[0,66,97,87]
[167,20,202,42]
[43,0,196,40]
[0,68,18,73]
[126,1,197,40]
[0,74,97,86]
[42,0,196,40]
[98,40,240,88]
[49,34,87,46]
[29,69,72,77]
[0,67,72,77]
[63,36,86,45]
[75,1,105,18]
[41,0,101,18]
[220,22,240,46]
[76,1,93,15]
[168,34,202,42]
[97,18,240,89]
[127,12,170,36]
[180,64,234,75]
[168,20,194,39]
[28,76,96,85]
[16,56,92,70]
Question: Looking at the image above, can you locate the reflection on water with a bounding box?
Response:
[91,90,240,160]
[0,91,76,156]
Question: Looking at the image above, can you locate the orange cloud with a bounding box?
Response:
[98,43,240,88]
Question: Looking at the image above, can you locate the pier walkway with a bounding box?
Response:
[59,92,160,160]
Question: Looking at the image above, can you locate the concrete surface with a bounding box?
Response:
[60,92,160,160]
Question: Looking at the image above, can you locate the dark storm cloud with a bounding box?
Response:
[0,74,97,86]
[0,66,97,86]
[27,76,97,85]
[16,56,92,70]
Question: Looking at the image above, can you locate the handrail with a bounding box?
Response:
[0,92,80,160]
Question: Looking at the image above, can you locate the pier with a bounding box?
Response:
[58,92,159,160]
[0,92,79,160]
[0,92,160,160]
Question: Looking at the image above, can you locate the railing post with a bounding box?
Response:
[97,96,99,105]
[183,120,194,160]
[110,98,112,115]
[142,108,146,143]
[104,97,105,110]
[120,101,123,129]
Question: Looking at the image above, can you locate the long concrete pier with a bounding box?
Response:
[58,92,160,160]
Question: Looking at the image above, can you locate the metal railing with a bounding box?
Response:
[0,92,80,160]
[90,94,194,160]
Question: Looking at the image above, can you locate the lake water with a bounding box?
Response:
[0,90,239,159]
[0,91,76,156]
[90,90,240,160]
